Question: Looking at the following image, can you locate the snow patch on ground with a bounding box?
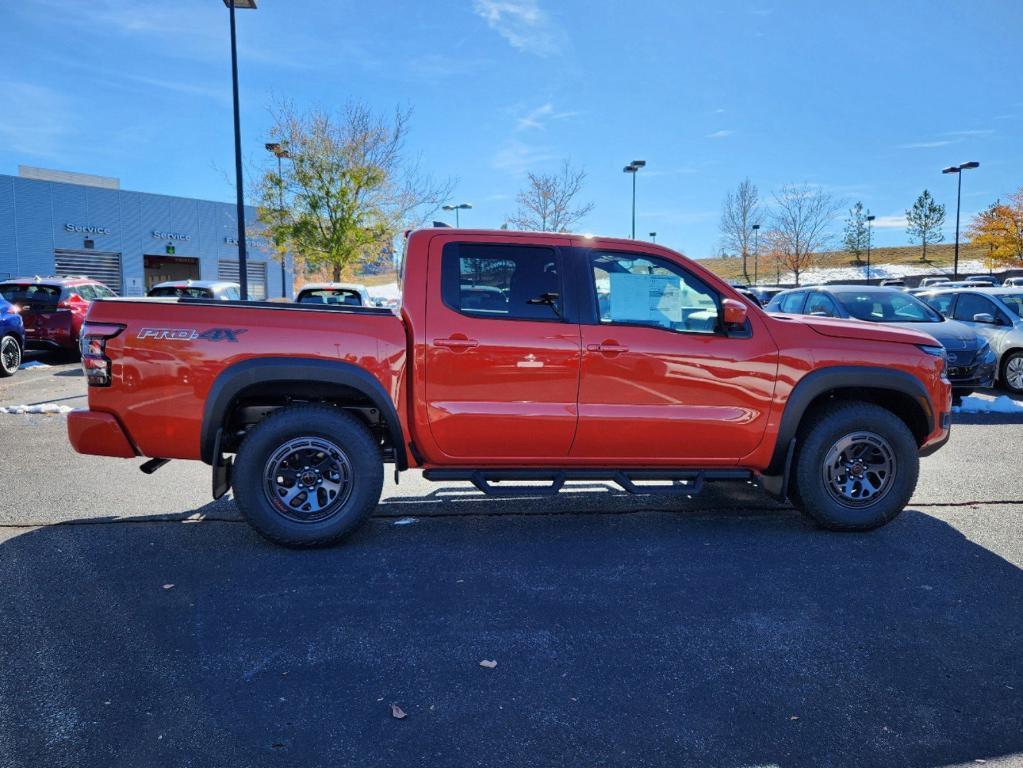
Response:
[779,259,988,285]
[18,360,51,369]
[952,394,1023,414]
[391,517,418,526]
[0,403,76,415]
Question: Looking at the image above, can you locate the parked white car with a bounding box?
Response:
[915,287,1023,393]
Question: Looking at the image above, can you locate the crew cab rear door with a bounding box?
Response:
[423,236,581,459]
[570,245,779,463]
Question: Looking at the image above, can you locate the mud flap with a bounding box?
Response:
[761,438,796,502]
[211,428,233,500]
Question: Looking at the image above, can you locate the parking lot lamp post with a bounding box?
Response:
[265,142,290,298]
[442,203,472,227]
[649,232,657,243]
[866,214,875,282]
[223,0,257,300]
[942,161,980,280]
[752,223,760,285]
[623,160,645,239]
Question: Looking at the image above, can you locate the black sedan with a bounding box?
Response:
[765,285,996,394]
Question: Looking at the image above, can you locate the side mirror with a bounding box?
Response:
[721,297,748,328]
[972,312,995,324]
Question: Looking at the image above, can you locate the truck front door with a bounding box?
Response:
[422,238,581,460]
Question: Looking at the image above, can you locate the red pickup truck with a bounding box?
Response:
[69,229,951,546]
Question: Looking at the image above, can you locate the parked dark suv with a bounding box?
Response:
[0,277,116,355]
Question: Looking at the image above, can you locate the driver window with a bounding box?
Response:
[805,292,839,317]
[953,293,997,323]
[591,251,719,334]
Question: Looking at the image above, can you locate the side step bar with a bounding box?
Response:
[422,468,754,498]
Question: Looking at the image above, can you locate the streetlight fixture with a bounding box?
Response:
[751,223,761,285]
[223,0,257,299]
[942,160,980,279]
[865,214,876,282]
[649,231,657,243]
[265,142,290,298]
[623,160,646,239]
[442,203,472,227]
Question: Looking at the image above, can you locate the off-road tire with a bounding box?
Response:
[790,401,918,531]
[232,404,384,547]
[0,335,21,377]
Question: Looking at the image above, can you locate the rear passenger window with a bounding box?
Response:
[804,292,839,317]
[442,243,562,321]
[76,285,97,301]
[778,292,806,314]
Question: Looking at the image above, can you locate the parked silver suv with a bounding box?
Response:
[915,287,1023,393]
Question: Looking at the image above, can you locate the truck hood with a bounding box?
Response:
[778,314,939,346]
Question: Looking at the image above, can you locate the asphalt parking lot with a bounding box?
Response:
[2,352,1022,767]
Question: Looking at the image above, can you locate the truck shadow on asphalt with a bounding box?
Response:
[2,502,1021,767]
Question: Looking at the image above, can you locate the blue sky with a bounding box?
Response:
[2,0,1021,259]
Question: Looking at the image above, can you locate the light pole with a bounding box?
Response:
[751,223,760,285]
[265,142,290,298]
[623,160,645,238]
[942,161,980,279]
[866,213,875,282]
[442,203,472,227]
[223,0,257,300]
[649,231,657,243]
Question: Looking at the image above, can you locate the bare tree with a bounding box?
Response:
[768,184,842,285]
[507,160,594,232]
[719,178,763,284]
[257,101,452,281]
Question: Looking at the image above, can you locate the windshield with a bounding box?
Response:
[999,293,1023,319]
[835,290,943,323]
[149,286,213,299]
[297,289,363,306]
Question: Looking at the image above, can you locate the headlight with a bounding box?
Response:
[918,344,947,374]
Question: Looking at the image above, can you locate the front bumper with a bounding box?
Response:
[67,410,137,458]
[947,355,997,391]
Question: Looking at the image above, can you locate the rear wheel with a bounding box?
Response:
[232,404,384,547]
[0,335,21,377]
[1001,351,1023,394]
[790,402,918,531]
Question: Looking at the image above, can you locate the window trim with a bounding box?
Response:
[583,249,732,337]
[440,241,571,324]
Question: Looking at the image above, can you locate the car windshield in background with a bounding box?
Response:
[0,283,61,304]
[834,290,942,323]
[298,289,363,306]
[1000,293,1023,318]
[149,286,214,299]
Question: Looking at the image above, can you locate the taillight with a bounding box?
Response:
[80,322,125,387]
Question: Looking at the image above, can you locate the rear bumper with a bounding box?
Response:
[67,410,137,458]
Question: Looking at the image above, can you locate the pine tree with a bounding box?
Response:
[842,202,869,265]
[906,190,946,262]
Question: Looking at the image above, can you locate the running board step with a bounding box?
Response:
[422,468,753,497]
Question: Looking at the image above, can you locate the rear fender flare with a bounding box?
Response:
[200,357,407,470]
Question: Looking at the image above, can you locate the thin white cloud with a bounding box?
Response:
[492,138,559,174]
[0,81,71,158]
[898,140,957,149]
[707,130,734,139]
[514,103,579,131]
[472,0,564,56]
[944,129,995,137]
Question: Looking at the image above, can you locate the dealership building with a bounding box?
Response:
[0,166,292,299]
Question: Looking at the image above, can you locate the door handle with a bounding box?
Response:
[434,336,479,350]
[587,342,629,355]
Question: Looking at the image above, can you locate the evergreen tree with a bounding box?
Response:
[906,190,946,262]
[842,201,869,265]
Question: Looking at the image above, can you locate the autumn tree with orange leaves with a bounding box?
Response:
[968,188,1023,267]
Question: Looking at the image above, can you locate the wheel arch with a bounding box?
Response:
[765,365,934,478]
[999,346,1023,383]
[200,357,407,470]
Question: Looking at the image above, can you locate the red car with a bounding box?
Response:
[68,229,951,546]
[0,277,116,355]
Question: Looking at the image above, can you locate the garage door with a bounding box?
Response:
[54,250,123,295]
[218,260,267,300]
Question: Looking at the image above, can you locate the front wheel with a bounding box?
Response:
[1001,351,1023,395]
[232,404,384,547]
[790,402,919,531]
[0,335,22,377]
